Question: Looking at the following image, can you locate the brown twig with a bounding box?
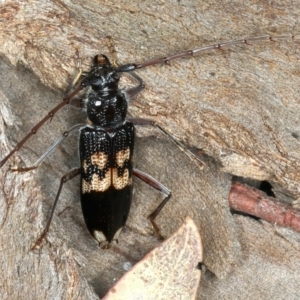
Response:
[229,181,300,232]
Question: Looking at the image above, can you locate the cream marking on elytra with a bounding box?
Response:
[94,227,123,246]
[82,160,88,174]
[82,152,108,174]
[82,148,132,193]
[113,168,131,190]
[91,152,108,169]
[113,227,123,241]
[115,148,130,167]
[93,230,107,243]
[82,171,111,193]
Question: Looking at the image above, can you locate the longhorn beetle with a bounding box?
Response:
[0,34,298,249]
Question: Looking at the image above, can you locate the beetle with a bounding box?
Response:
[0,34,295,249]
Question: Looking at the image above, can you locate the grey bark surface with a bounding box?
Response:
[1,1,300,299]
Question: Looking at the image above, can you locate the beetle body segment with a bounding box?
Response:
[79,121,135,244]
[0,36,296,249]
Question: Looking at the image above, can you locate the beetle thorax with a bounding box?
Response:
[87,91,128,127]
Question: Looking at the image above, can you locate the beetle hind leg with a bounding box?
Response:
[133,168,171,240]
[31,167,81,250]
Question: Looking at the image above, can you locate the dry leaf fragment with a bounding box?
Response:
[103,216,202,300]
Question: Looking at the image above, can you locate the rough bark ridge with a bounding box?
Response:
[1,1,300,299]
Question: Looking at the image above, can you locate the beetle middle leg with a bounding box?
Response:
[130,118,205,168]
[123,72,204,168]
[11,124,84,172]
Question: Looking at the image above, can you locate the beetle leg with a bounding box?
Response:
[31,167,81,250]
[11,124,84,172]
[130,117,205,168]
[125,71,146,99]
[133,168,171,239]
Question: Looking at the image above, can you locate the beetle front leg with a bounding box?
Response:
[125,71,145,99]
[11,124,84,172]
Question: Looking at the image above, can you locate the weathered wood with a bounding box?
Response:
[1,1,300,299]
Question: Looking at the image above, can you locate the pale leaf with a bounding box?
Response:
[103,216,202,300]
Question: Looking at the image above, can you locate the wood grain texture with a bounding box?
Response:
[1,1,300,299]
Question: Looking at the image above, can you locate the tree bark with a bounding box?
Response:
[1,1,300,299]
